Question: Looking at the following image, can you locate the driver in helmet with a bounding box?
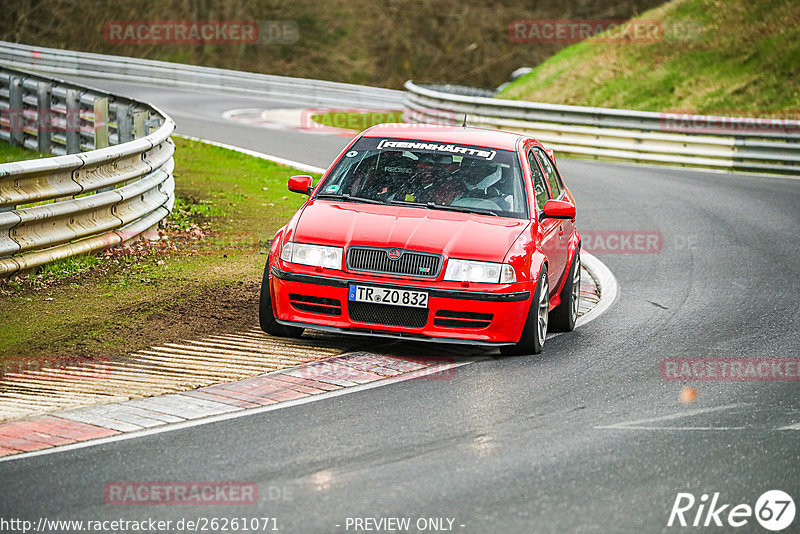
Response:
[406,153,460,204]
[448,159,512,210]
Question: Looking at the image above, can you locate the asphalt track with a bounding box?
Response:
[1,79,798,533]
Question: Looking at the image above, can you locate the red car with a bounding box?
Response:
[259,124,581,355]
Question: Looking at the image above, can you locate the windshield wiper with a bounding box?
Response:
[388,199,499,217]
[387,199,421,208]
[422,201,500,217]
[315,193,386,205]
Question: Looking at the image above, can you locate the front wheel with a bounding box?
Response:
[550,252,580,333]
[500,267,549,356]
[259,256,304,338]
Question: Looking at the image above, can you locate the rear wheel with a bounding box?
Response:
[500,267,549,356]
[550,252,580,332]
[259,255,304,338]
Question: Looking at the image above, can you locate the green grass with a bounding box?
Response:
[172,138,313,237]
[310,110,404,132]
[499,0,800,114]
[0,255,103,293]
[40,255,103,280]
[0,137,321,361]
[0,142,50,163]
[169,197,226,231]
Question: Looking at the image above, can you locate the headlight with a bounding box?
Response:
[280,242,343,270]
[444,259,516,283]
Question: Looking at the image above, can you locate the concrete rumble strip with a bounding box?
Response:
[0,352,460,457]
[0,263,602,458]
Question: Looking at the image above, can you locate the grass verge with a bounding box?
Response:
[0,137,318,363]
[310,110,403,132]
[0,143,50,164]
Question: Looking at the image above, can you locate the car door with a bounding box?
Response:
[526,147,564,295]
[534,147,575,276]
[545,149,577,261]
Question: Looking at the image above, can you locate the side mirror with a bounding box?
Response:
[540,199,575,221]
[288,175,313,195]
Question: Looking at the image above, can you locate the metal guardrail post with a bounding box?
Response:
[93,96,109,150]
[117,104,133,144]
[145,117,163,135]
[93,96,115,193]
[65,88,81,154]
[9,75,23,147]
[133,110,147,139]
[36,81,52,153]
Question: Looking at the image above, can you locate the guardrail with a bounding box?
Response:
[405,81,800,175]
[0,41,404,109]
[0,67,175,276]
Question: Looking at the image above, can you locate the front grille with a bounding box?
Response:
[347,247,442,278]
[348,301,428,328]
[434,310,493,329]
[289,293,341,316]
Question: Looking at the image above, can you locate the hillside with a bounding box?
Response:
[0,0,663,90]
[498,0,800,113]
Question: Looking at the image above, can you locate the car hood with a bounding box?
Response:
[292,200,529,262]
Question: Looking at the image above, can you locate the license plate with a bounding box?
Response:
[348,284,429,308]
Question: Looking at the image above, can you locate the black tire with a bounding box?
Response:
[550,252,580,333]
[259,255,304,338]
[500,266,549,356]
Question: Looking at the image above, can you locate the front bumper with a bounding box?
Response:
[270,266,532,346]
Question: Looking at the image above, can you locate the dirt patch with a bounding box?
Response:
[7,276,262,365]
[120,279,262,353]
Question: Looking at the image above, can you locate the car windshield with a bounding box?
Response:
[316,137,528,219]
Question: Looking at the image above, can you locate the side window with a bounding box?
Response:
[533,147,563,199]
[527,150,549,211]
